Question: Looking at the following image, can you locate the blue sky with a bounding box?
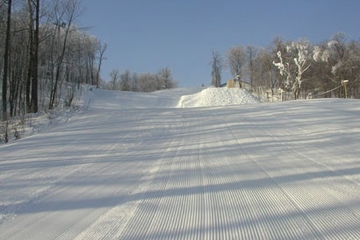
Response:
[80,0,360,87]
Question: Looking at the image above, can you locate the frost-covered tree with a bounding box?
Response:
[273,51,292,90]
[106,69,177,92]
[273,39,311,99]
[292,40,311,99]
[345,40,360,97]
[119,69,131,91]
[137,73,157,92]
[157,67,177,89]
[130,72,139,92]
[312,33,352,97]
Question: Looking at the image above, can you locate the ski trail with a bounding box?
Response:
[2,88,360,240]
[111,111,197,239]
[117,109,317,239]
[99,105,360,239]
[0,110,170,240]
[72,110,189,239]
[218,106,360,239]
[200,110,314,239]
[0,122,144,239]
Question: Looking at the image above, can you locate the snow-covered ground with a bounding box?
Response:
[1,87,360,239]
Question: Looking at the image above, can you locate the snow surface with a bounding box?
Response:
[1,87,360,239]
[176,87,261,108]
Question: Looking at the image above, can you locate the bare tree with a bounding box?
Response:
[7,8,29,117]
[211,51,222,87]
[95,42,106,88]
[246,45,257,86]
[109,69,119,90]
[49,0,83,109]
[227,45,247,80]
[252,48,278,96]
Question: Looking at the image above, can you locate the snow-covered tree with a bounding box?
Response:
[273,39,311,99]
[313,35,346,76]
[157,67,177,89]
[119,69,131,91]
[312,33,352,97]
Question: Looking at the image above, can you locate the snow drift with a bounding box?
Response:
[177,87,261,108]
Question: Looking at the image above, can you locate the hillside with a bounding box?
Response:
[1,87,360,239]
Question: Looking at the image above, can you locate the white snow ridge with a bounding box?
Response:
[1,86,360,240]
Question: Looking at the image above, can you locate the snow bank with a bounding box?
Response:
[176,87,261,108]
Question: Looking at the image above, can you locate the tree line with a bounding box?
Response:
[107,67,177,92]
[211,33,360,100]
[0,0,107,142]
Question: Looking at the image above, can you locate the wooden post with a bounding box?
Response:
[342,80,349,99]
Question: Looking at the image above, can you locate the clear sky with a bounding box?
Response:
[79,0,360,87]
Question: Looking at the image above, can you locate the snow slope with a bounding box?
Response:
[1,87,360,239]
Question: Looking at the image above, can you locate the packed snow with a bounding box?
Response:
[177,87,261,108]
[1,86,360,239]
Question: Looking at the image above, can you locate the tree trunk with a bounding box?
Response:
[96,43,107,88]
[26,0,34,113]
[2,0,12,143]
[30,0,40,113]
[49,21,71,109]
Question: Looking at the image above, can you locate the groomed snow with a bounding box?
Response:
[1,87,360,239]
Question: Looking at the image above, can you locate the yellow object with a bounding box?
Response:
[227,79,235,88]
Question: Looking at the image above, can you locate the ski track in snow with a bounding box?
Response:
[1,87,360,239]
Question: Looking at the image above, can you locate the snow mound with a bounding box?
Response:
[176,87,261,108]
